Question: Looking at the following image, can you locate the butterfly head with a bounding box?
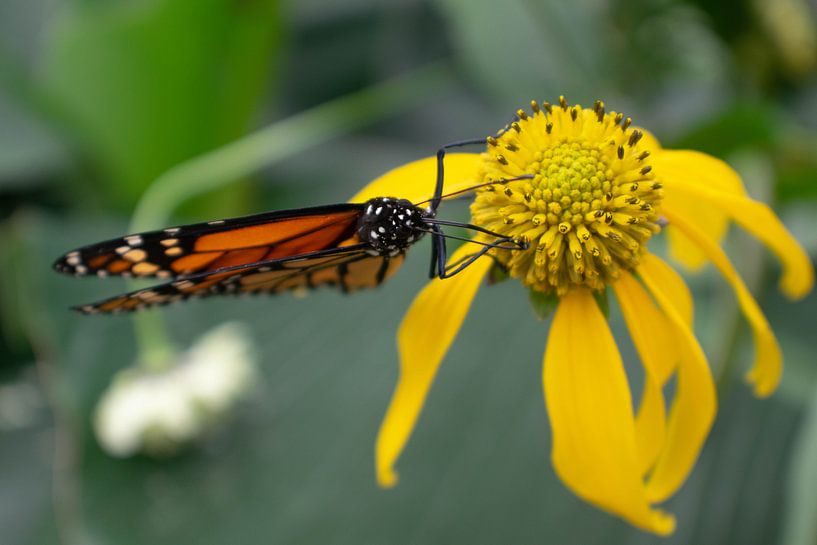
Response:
[358,197,428,255]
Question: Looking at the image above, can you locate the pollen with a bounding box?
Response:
[470,98,662,295]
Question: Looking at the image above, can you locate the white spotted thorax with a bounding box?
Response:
[357,197,428,256]
[470,98,663,295]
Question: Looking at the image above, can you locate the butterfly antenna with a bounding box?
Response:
[415,174,534,208]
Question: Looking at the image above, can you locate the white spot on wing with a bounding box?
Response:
[125,235,143,246]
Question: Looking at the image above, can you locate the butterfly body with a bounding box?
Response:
[356,197,429,256]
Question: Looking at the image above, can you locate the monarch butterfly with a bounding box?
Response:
[54,140,531,314]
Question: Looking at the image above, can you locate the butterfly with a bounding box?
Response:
[54,139,531,314]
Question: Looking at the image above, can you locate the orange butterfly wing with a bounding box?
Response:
[77,248,405,314]
[54,204,363,279]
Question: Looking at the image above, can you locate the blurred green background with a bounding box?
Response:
[1,0,816,543]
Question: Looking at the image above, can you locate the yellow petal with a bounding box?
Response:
[663,208,783,397]
[613,273,677,475]
[639,253,694,327]
[663,176,814,300]
[544,289,675,535]
[656,149,748,195]
[349,153,482,204]
[639,263,717,503]
[653,150,748,271]
[634,375,666,478]
[375,243,491,487]
[654,151,746,269]
[636,128,662,153]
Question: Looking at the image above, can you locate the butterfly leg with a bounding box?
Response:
[429,224,450,279]
[428,225,440,278]
[437,242,500,279]
[431,138,487,212]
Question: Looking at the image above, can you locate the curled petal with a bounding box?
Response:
[544,289,675,535]
[375,243,491,487]
[663,176,814,300]
[638,264,717,503]
[613,273,679,475]
[634,375,666,479]
[663,208,782,397]
[350,153,482,204]
[653,150,747,270]
[639,253,694,327]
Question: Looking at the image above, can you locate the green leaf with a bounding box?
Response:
[0,88,66,189]
[487,263,509,285]
[432,0,606,103]
[39,0,282,209]
[529,289,558,321]
[669,102,778,157]
[781,380,817,545]
[593,288,610,319]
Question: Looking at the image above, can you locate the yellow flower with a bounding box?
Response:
[351,98,813,534]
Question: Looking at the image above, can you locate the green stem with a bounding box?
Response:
[127,62,454,368]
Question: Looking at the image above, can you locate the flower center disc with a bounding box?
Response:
[471,98,663,295]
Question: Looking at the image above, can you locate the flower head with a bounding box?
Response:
[94,322,257,457]
[353,98,814,534]
[472,99,662,294]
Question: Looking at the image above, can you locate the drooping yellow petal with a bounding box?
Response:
[638,265,717,503]
[663,208,783,397]
[633,375,666,478]
[639,253,694,327]
[613,274,678,475]
[664,177,814,300]
[350,153,482,204]
[543,289,675,535]
[653,150,748,271]
[375,243,491,487]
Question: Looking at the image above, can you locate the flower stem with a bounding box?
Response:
[126,62,454,368]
